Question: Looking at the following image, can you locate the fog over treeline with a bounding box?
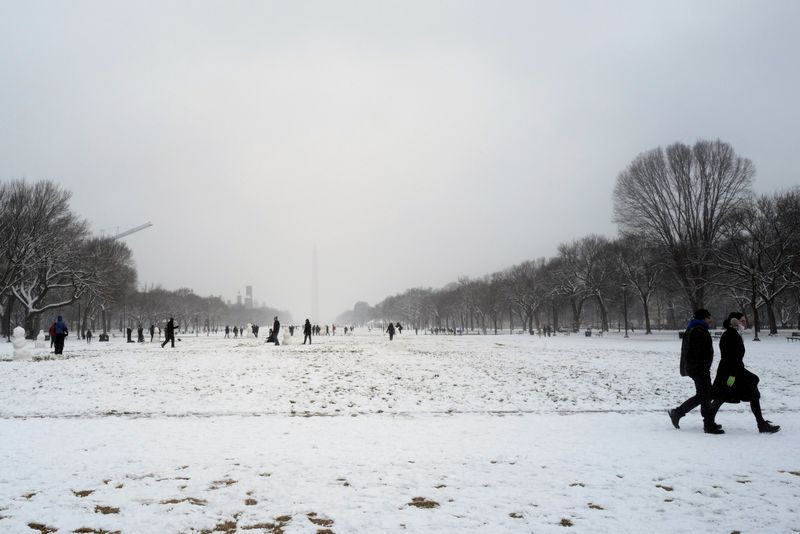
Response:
[338,140,800,334]
[0,179,290,339]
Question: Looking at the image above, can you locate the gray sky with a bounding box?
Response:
[1,1,799,321]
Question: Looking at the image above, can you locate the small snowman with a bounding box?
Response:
[34,330,46,349]
[12,326,32,360]
[282,329,292,345]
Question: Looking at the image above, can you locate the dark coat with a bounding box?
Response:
[712,327,760,402]
[273,319,280,335]
[54,316,69,336]
[304,320,312,335]
[165,319,176,337]
[387,323,396,335]
[680,319,713,377]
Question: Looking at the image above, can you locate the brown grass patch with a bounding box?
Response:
[244,498,257,506]
[95,505,119,515]
[308,515,334,526]
[509,512,523,518]
[72,490,94,498]
[560,518,573,527]
[22,492,37,500]
[408,497,439,509]
[655,484,673,492]
[588,502,604,510]
[275,515,292,522]
[434,484,446,489]
[200,520,237,533]
[160,497,207,506]
[210,478,237,489]
[27,524,57,534]
[317,530,334,534]
[73,529,121,534]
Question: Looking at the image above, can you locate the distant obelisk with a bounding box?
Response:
[312,246,319,321]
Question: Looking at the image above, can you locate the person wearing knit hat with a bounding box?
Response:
[708,312,780,433]
[668,308,724,434]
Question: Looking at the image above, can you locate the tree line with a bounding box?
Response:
[0,179,289,339]
[338,140,800,335]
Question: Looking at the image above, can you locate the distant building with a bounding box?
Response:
[245,285,253,309]
[236,292,242,306]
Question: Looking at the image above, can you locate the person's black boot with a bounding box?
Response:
[704,423,725,434]
[668,409,682,429]
[758,420,780,433]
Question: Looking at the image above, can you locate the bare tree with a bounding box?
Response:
[613,234,665,334]
[614,139,754,309]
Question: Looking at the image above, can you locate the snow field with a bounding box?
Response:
[1,331,798,533]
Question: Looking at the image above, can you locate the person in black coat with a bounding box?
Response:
[150,324,155,342]
[53,315,69,355]
[303,319,312,344]
[669,309,723,433]
[272,316,280,346]
[387,322,396,341]
[709,312,780,433]
[161,317,178,348]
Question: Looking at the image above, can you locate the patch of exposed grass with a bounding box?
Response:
[244,498,257,506]
[160,497,207,506]
[408,497,439,509]
[27,523,57,533]
[560,518,573,527]
[73,528,121,534]
[94,505,119,515]
[655,484,673,492]
[209,478,237,490]
[200,520,237,534]
[22,492,37,500]
[588,503,604,510]
[509,512,523,518]
[307,514,334,527]
[72,490,94,498]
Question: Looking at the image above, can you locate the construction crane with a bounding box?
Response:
[110,222,153,240]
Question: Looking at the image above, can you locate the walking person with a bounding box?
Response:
[272,316,281,346]
[86,329,93,344]
[303,319,312,344]
[149,324,155,342]
[387,322,396,341]
[709,312,780,433]
[161,317,178,348]
[668,309,724,434]
[53,315,69,355]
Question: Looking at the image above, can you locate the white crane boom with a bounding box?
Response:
[111,222,153,240]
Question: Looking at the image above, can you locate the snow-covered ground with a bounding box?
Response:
[1,330,798,533]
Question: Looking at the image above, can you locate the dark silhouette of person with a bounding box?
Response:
[53,315,68,355]
[137,325,144,343]
[387,322,396,341]
[303,319,312,344]
[709,312,780,433]
[396,322,403,334]
[233,326,239,338]
[225,325,230,338]
[272,316,280,346]
[161,317,178,348]
[150,324,155,342]
[126,327,134,343]
[669,309,723,434]
[86,329,93,344]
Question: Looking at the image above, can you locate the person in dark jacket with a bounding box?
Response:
[272,316,280,346]
[150,324,155,342]
[303,319,312,344]
[53,315,68,355]
[161,317,178,348]
[387,322,396,341]
[668,309,723,434]
[709,312,780,433]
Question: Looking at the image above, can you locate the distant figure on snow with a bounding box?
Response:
[233,326,239,338]
[387,322,396,341]
[272,316,280,346]
[53,315,69,355]
[224,325,230,338]
[161,317,178,348]
[303,319,312,344]
[396,322,403,334]
[137,325,145,343]
[86,329,93,344]
[150,324,155,342]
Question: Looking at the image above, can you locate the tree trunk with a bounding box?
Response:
[764,298,778,335]
[596,294,609,331]
[641,295,652,334]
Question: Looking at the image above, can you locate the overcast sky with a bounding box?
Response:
[1,1,798,321]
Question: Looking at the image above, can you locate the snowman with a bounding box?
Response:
[12,326,32,360]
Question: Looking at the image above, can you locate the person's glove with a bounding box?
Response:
[726,376,736,387]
